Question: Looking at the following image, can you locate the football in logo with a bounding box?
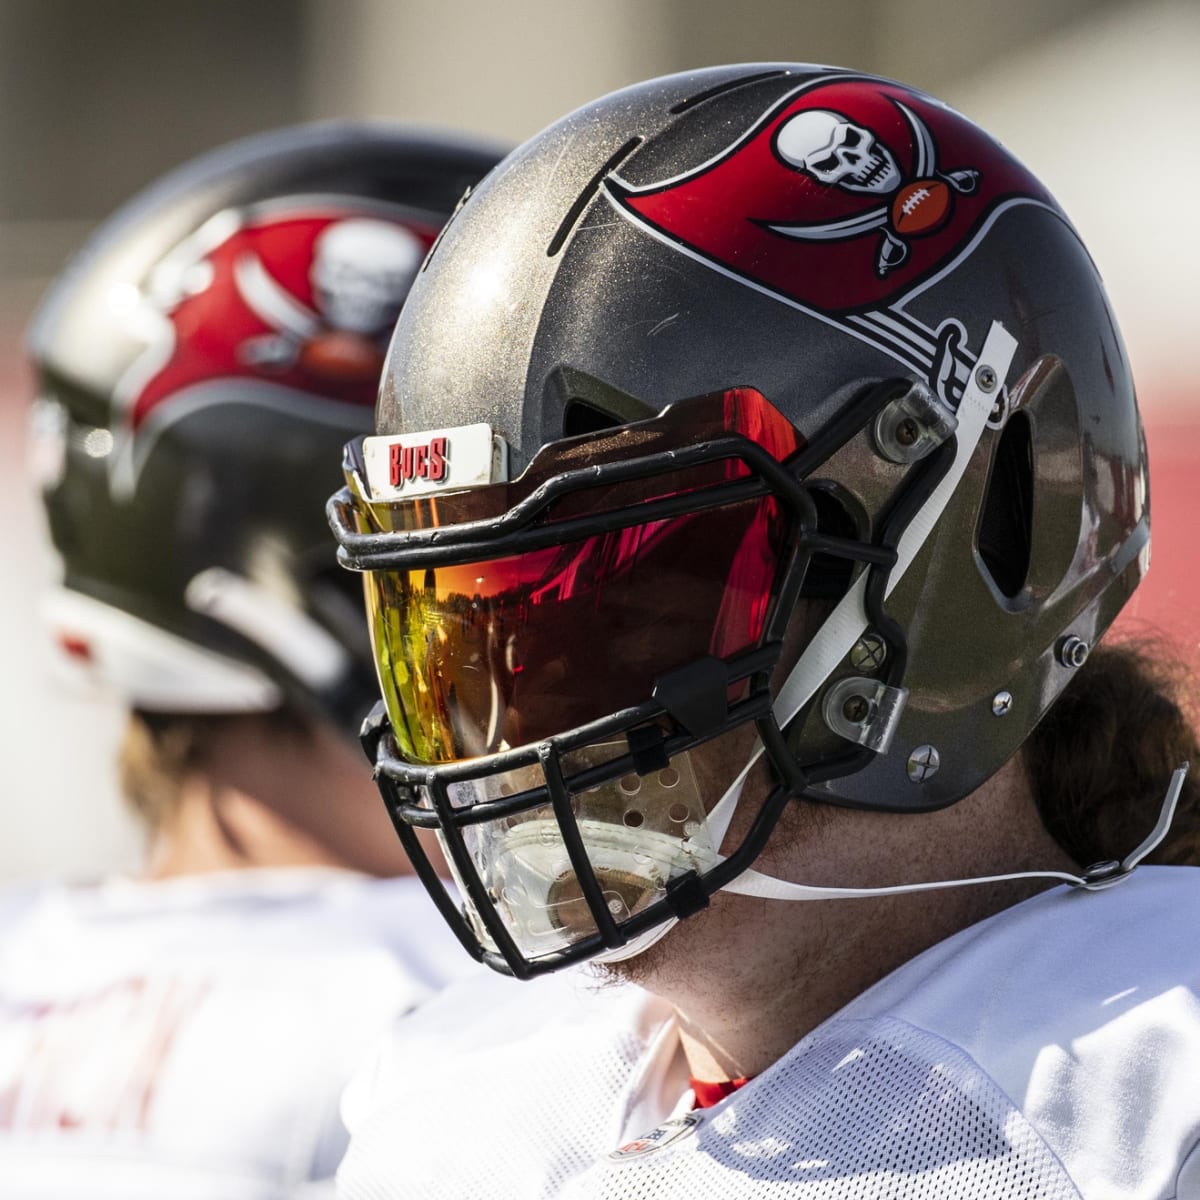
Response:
[606,76,1058,315]
[892,180,952,236]
[296,329,389,383]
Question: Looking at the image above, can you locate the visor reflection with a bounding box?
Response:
[366,497,785,764]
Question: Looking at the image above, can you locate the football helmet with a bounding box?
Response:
[30,121,504,736]
[329,67,1150,976]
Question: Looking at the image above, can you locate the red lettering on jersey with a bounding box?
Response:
[0,977,210,1134]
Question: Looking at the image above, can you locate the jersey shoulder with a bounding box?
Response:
[835,866,1200,1197]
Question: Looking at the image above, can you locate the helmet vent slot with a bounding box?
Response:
[547,137,642,257]
[668,70,791,115]
[978,410,1034,598]
[563,399,626,438]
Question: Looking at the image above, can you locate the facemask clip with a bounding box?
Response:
[652,655,732,738]
[872,379,958,465]
[665,871,711,919]
[628,725,671,774]
[822,675,909,754]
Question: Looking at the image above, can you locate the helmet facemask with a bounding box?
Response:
[334,379,945,977]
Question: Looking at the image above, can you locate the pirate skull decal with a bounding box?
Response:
[310,218,425,334]
[768,99,981,275]
[607,77,1055,313]
[775,110,901,194]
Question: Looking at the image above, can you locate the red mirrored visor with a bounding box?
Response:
[365,493,790,763]
[345,389,810,766]
[338,387,806,544]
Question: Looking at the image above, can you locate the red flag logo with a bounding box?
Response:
[108,203,438,497]
[606,77,1056,316]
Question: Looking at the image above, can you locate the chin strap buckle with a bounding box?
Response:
[1077,762,1189,890]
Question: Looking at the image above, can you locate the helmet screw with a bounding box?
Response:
[975,364,998,392]
[895,418,920,447]
[991,690,1013,717]
[906,744,940,783]
[849,633,887,671]
[1056,635,1090,669]
[841,694,870,723]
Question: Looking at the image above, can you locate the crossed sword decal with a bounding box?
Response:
[767,101,981,277]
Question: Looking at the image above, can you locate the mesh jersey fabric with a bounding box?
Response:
[337,866,1200,1200]
[0,868,481,1199]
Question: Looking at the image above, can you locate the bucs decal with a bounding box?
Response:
[606,77,1060,403]
[108,202,436,498]
[389,436,448,488]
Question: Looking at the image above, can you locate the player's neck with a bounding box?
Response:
[140,717,424,880]
[663,884,1034,1082]
[618,757,1076,1082]
[143,775,362,879]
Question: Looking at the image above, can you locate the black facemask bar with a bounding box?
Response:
[334,379,956,977]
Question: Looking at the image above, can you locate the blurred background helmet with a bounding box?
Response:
[29,121,505,737]
[332,66,1148,973]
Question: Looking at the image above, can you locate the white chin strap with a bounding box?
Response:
[713,764,1187,901]
[695,320,1183,910]
[592,759,1187,967]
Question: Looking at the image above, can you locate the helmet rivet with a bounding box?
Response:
[906,744,940,783]
[991,690,1013,717]
[895,418,920,447]
[1056,635,1090,669]
[842,694,870,723]
[849,633,887,671]
[975,364,997,392]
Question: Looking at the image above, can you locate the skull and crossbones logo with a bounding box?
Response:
[769,102,981,276]
[236,217,425,373]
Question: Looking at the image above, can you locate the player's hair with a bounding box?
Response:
[1026,639,1199,867]
[119,707,309,830]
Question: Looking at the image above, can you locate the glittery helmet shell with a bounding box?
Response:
[375,64,1147,813]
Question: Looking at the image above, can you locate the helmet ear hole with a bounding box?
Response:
[977,410,1034,599]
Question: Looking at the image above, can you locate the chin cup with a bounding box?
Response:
[442,745,723,959]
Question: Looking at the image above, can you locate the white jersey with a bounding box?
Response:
[339,866,1200,1200]
[0,868,480,1199]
